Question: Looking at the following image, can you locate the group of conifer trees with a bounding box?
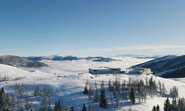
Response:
[0,75,182,111]
[82,76,181,111]
[151,85,182,111]
[0,85,72,111]
[83,80,108,110]
[158,86,184,111]
[160,97,185,111]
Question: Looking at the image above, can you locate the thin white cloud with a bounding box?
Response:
[90,45,185,51]
[62,45,185,57]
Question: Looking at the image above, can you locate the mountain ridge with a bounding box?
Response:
[134,55,185,78]
[0,55,48,67]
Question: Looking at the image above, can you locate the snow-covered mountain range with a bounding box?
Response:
[26,55,115,62]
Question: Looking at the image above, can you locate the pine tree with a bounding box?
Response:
[108,80,113,91]
[169,86,178,99]
[40,96,49,111]
[156,104,160,111]
[164,98,171,111]
[129,88,135,104]
[83,80,90,95]
[152,106,156,111]
[100,89,107,108]
[121,81,127,100]
[25,96,30,110]
[94,81,99,103]
[54,102,57,111]
[69,106,74,111]
[94,87,99,103]
[0,90,4,109]
[137,80,144,103]
[34,86,41,96]
[99,81,108,108]
[82,104,86,111]
[177,98,185,111]
[83,86,89,95]
[149,77,157,97]
[54,100,61,111]
[158,81,162,94]
[152,105,160,111]
[0,88,12,111]
[162,83,166,96]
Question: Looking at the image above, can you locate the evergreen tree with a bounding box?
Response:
[108,80,113,91]
[83,86,89,95]
[137,80,145,103]
[115,91,120,108]
[156,104,160,111]
[169,86,178,99]
[177,98,185,111]
[0,89,4,109]
[152,106,156,111]
[164,98,171,111]
[34,86,41,96]
[83,80,89,95]
[158,81,162,94]
[40,96,49,111]
[54,100,61,111]
[94,81,99,103]
[121,81,127,100]
[100,89,108,108]
[69,106,74,111]
[129,88,135,104]
[149,77,157,97]
[0,87,11,111]
[99,81,108,108]
[82,104,86,111]
[25,96,30,110]
[162,83,166,96]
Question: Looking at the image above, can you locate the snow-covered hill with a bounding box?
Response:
[0,55,47,67]
[134,55,185,78]
[0,56,185,111]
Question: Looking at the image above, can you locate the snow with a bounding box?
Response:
[0,64,53,79]
[171,77,185,83]
[0,56,185,111]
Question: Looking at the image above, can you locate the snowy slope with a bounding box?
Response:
[0,57,185,111]
[134,55,185,78]
[0,63,55,88]
[0,64,49,79]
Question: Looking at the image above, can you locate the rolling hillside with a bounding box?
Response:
[0,55,47,67]
[134,55,185,78]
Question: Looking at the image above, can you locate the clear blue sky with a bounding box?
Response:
[0,0,185,56]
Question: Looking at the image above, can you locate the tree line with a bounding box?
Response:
[83,76,180,111]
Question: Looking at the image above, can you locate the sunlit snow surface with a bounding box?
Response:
[0,57,185,111]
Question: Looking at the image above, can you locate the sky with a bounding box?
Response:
[0,0,185,56]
